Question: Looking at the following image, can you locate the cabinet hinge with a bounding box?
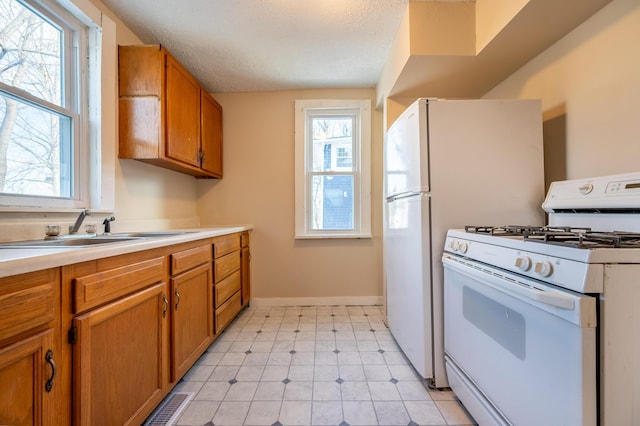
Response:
[68,327,78,345]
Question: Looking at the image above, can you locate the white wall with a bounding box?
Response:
[484,0,640,179]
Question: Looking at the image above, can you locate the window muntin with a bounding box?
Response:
[0,0,88,207]
[295,99,371,239]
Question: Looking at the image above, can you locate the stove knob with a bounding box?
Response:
[458,242,468,254]
[515,256,532,271]
[534,261,553,277]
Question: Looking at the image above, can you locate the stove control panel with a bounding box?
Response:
[443,232,600,293]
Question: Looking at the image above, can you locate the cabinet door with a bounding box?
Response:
[0,329,55,426]
[171,263,212,380]
[165,53,200,167]
[201,90,223,177]
[72,283,168,426]
[241,245,251,307]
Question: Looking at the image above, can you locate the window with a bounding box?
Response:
[295,99,371,238]
[0,0,99,209]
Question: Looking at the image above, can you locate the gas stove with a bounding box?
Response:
[444,172,640,426]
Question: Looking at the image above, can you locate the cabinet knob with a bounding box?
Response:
[174,288,181,310]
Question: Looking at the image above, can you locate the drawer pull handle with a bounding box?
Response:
[45,349,56,392]
[162,294,169,318]
[175,288,181,310]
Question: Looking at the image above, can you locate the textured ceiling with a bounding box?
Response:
[101,0,410,93]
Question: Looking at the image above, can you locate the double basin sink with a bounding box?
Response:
[0,231,195,249]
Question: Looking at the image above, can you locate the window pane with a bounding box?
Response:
[0,0,63,106]
[0,91,72,197]
[311,174,354,231]
[311,117,353,172]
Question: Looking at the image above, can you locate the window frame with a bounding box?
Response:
[0,0,100,211]
[294,99,371,239]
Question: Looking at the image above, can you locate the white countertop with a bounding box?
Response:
[0,226,252,279]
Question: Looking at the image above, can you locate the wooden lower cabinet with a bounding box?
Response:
[0,329,56,426]
[72,283,167,426]
[171,262,212,380]
[0,268,60,426]
[241,231,251,307]
[0,231,249,425]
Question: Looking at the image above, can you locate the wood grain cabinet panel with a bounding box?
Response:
[72,283,167,426]
[201,90,223,176]
[0,329,55,426]
[118,45,223,178]
[171,263,212,380]
[0,269,59,426]
[72,257,166,315]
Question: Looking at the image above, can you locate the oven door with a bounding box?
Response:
[442,254,597,426]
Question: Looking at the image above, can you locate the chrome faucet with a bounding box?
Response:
[69,209,91,234]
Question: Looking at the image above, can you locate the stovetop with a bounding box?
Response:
[464,225,640,249]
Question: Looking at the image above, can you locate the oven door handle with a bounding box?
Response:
[443,255,576,311]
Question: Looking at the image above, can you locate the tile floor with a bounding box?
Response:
[168,305,476,426]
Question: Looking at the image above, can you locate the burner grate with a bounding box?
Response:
[525,230,640,249]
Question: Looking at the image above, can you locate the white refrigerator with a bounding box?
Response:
[383,98,545,388]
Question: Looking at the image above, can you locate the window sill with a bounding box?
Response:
[295,233,372,239]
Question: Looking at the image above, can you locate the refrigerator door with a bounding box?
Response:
[384,99,429,199]
[384,193,432,379]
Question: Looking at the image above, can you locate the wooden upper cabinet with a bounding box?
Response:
[201,90,223,176]
[165,54,201,168]
[118,45,223,178]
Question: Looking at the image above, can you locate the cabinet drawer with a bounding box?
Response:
[215,291,241,334]
[215,270,241,308]
[213,234,240,258]
[73,257,166,314]
[214,251,240,283]
[0,269,57,343]
[171,245,211,276]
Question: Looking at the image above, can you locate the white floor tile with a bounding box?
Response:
[212,401,250,425]
[279,400,312,425]
[224,382,258,401]
[340,381,371,401]
[342,400,378,425]
[373,401,411,426]
[404,400,447,425]
[284,381,313,401]
[312,381,341,400]
[194,381,230,401]
[176,400,219,425]
[254,381,286,401]
[151,305,478,426]
[311,400,343,425]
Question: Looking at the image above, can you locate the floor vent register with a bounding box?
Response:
[143,392,193,426]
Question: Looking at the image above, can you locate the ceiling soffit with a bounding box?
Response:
[377,0,613,109]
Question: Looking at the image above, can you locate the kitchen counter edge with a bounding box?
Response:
[0,225,253,279]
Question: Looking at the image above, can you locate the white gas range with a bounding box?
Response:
[443,172,640,426]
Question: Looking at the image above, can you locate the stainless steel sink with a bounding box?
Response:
[0,236,141,248]
[0,230,196,249]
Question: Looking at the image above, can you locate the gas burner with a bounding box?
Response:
[464,225,591,237]
[525,230,640,249]
[465,225,542,236]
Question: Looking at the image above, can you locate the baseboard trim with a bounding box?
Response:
[249,296,383,307]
